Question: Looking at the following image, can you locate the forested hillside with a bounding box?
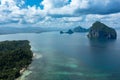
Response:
[0,40,33,80]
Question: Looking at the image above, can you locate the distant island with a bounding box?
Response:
[87,21,117,39]
[73,26,89,32]
[60,29,74,34]
[0,40,33,80]
[60,26,89,34]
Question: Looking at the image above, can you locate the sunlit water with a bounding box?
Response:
[0,31,120,80]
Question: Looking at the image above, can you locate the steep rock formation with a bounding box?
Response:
[88,21,117,39]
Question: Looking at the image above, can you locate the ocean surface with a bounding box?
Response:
[0,31,120,80]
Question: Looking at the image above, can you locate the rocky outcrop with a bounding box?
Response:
[60,31,64,34]
[73,26,89,32]
[87,21,117,39]
[60,29,74,34]
[66,29,74,34]
[60,26,89,34]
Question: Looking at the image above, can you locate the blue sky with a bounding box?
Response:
[0,0,120,28]
[25,0,43,8]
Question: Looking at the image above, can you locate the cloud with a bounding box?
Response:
[85,13,120,27]
[0,0,120,28]
[43,0,120,17]
[0,0,45,25]
[75,0,120,14]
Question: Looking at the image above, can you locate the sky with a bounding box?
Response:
[0,0,120,28]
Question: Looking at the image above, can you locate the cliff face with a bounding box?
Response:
[88,21,117,39]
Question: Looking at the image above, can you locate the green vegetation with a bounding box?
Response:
[73,26,89,32]
[88,21,117,39]
[60,29,74,34]
[60,26,89,34]
[66,29,74,34]
[0,40,33,80]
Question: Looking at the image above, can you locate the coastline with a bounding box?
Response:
[15,68,27,80]
[15,69,32,80]
[15,53,36,80]
[20,68,27,75]
[16,52,43,80]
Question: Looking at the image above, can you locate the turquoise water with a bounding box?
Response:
[0,31,120,80]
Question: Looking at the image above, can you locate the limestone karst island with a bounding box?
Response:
[87,21,117,39]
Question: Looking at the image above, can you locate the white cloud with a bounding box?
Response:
[21,6,45,24]
[41,0,89,17]
[0,0,45,24]
[0,0,120,28]
[38,0,120,19]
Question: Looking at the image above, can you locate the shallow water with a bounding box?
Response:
[0,31,120,80]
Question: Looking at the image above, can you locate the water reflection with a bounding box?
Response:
[88,39,117,56]
[88,39,120,74]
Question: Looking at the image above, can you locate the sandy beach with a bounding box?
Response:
[15,52,43,80]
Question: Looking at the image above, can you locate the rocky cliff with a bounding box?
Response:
[87,21,117,39]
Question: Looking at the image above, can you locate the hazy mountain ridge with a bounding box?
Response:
[0,27,66,34]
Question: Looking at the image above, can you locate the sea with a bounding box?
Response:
[0,31,120,80]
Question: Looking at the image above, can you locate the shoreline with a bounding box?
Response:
[15,53,36,80]
[16,52,43,80]
[20,68,27,75]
